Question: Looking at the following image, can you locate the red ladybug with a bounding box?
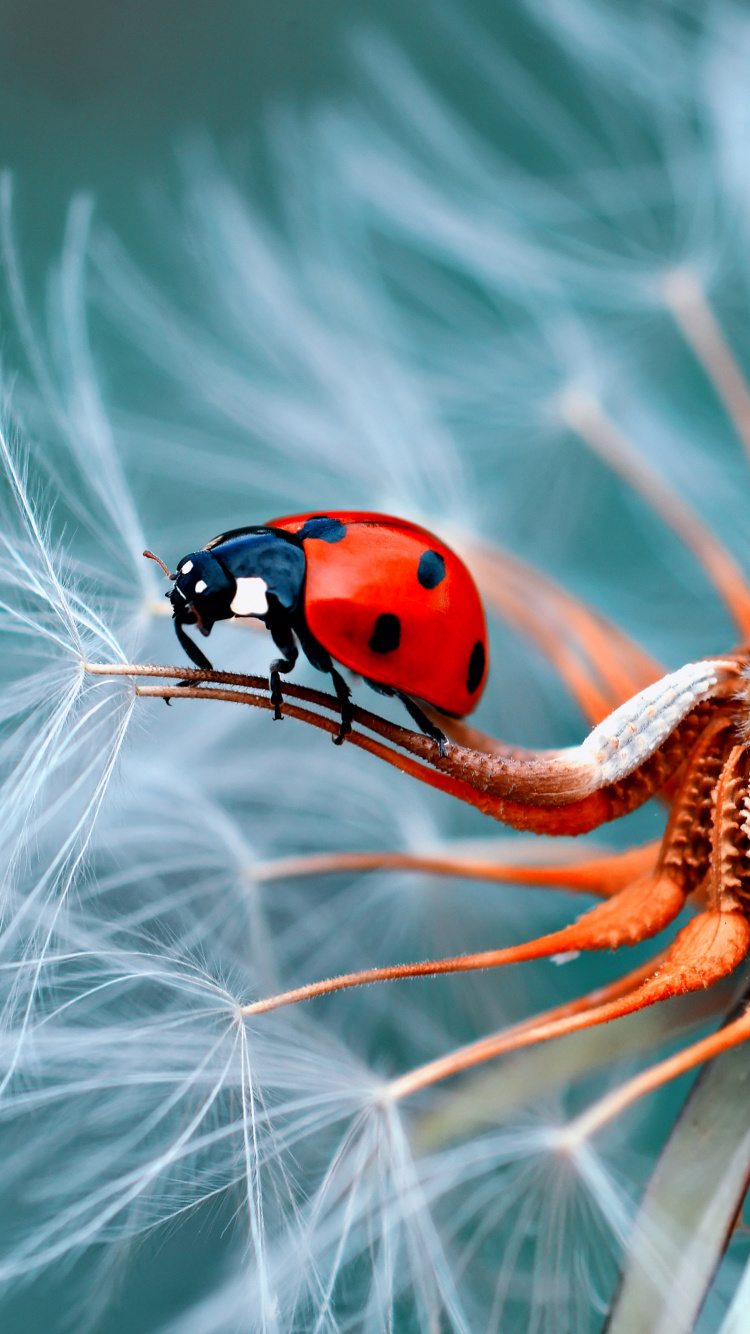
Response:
[146,511,488,755]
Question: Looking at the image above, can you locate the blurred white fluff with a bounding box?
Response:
[0,179,154,626]
[0,421,132,923]
[92,151,472,531]
[323,14,750,604]
[6,0,750,1331]
[159,1116,629,1334]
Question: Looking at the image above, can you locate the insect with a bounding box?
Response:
[144,511,488,755]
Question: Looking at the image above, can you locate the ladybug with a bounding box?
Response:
[144,511,488,755]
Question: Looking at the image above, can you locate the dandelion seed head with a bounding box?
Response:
[2,0,750,1328]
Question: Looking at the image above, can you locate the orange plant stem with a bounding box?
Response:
[383,911,750,1102]
[566,1004,750,1143]
[253,841,660,898]
[238,872,701,1019]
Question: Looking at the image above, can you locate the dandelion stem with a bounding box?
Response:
[561,387,750,640]
[663,269,750,466]
[130,680,558,822]
[83,658,745,834]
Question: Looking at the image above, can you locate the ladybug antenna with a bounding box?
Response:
[143,549,177,581]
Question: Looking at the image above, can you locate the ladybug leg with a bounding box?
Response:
[267,615,298,721]
[292,620,353,745]
[329,667,353,745]
[174,619,214,672]
[398,694,448,759]
[269,644,298,721]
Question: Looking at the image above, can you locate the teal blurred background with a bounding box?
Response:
[0,0,574,272]
[0,0,392,266]
[3,1,750,1329]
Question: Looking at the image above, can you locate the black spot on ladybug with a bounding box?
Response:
[297,516,347,543]
[467,640,485,694]
[417,550,446,589]
[369,613,401,654]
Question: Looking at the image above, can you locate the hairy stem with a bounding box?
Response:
[560,1005,750,1147]
[384,911,750,1103]
[83,659,744,833]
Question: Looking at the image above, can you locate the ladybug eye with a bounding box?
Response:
[195,580,208,594]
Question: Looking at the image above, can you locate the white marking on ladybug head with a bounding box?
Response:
[195,579,208,594]
[231,576,269,618]
[180,559,194,574]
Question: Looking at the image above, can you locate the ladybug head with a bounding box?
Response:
[170,550,235,636]
[144,547,236,671]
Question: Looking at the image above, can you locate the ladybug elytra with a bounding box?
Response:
[146,512,488,755]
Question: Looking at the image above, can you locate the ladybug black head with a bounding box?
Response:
[170,551,236,634]
[163,550,235,670]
